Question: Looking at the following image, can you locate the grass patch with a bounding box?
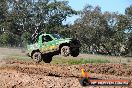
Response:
[68,58,110,65]
[52,57,110,65]
[5,55,110,65]
[5,55,31,61]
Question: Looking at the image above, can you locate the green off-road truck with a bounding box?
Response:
[27,33,81,63]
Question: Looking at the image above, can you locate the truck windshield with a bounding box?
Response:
[52,34,61,39]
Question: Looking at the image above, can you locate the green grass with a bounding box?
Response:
[5,55,31,61]
[51,57,110,65]
[5,55,110,65]
[68,58,110,65]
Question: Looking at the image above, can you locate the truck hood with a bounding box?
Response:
[57,38,81,47]
[56,38,72,44]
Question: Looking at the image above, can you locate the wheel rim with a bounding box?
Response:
[61,46,70,56]
[34,54,40,60]
[33,52,41,62]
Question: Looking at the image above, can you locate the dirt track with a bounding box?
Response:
[0,60,131,88]
[0,48,131,88]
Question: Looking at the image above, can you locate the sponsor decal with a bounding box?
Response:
[49,45,56,50]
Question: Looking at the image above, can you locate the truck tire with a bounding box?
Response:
[32,52,42,63]
[71,48,79,57]
[61,46,70,57]
[42,54,53,63]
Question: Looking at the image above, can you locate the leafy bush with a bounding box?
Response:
[0,32,20,47]
[21,32,32,47]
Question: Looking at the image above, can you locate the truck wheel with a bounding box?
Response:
[32,52,42,63]
[61,46,70,57]
[42,54,53,63]
[71,48,79,57]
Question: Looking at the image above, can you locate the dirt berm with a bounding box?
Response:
[0,60,131,88]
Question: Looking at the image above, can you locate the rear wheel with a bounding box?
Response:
[42,54,53,63]
[60,46,70,57]
[32,52,42,63]
[71,48,79,57]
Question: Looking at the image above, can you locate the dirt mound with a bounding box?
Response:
[2,60,132,77]
[0,60,131,88]
[57,63,132,77]
[80,64,132,77]
[0,60,82,88]
[0,60,79,78]
[0,72,81,88]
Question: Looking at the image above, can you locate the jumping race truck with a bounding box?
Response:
[27,33,81,63]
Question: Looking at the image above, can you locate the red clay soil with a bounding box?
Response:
[0,60,131,88]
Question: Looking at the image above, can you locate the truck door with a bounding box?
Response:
[41,35,53,53]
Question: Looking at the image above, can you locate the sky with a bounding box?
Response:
[63,0,132,24]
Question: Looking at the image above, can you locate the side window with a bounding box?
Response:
[42,35,53,43]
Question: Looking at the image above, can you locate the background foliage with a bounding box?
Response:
[0,0,131,56]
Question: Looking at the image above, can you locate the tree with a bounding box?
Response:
[0,32,20,47]
[0,0,9,33]
[125,5,132,55]
[70,5,110,53]
[69,5,131,55]
[34,0,77,33]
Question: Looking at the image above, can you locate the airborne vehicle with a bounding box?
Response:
[27,33,81,63]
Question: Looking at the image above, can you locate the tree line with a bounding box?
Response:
[68,5,132,56]
[0,0,131,56]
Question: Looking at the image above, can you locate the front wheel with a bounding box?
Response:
[71,48,79,57]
